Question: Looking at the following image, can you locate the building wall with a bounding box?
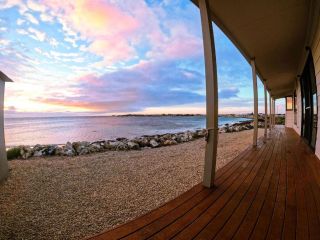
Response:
[312,20,320,158]
[285,110,294,128]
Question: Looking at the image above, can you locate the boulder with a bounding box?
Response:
[62,142,76,156]
[107,141,128,151]
[132,137,149,147]
[72,141,90,154]
[78,148,89,155]
[149,139,159,148]
[88,142,102,153]
[116,137,128,142]
[33,149,45,157]
[127,141,140,150]
[163,139,177,146]
[45,145,58,155]
[20,146,33,159]
[54,146,63,155]
[33,144,43,152]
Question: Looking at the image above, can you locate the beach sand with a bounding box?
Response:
[0,129,264,240]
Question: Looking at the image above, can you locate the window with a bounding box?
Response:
[286,96,293,111]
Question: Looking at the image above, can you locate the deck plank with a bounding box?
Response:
[265,130,287,240]
[196,133,278,239]
[233,131,283,240]
[173,138,272,240]
[88,127,320,240]
[215,131,280,240]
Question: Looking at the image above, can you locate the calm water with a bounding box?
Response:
[4,116,249,146]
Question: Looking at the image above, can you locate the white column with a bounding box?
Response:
[272,97,275,128]
[273,99,276,126]
[0,81,7,182]
[251,59,258,146]
[0,72,12,182]
[269,94,272,131]
[199,0,218,188]
[264,82,268,141]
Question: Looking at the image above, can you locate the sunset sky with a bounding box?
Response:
[0,0,284,117]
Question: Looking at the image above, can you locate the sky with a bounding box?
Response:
[0,0,285,117]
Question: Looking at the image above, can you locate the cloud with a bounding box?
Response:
[22,0,202,65]
[37,60,205,113]
[16,18,25,25]
[24,12,39,24]
[16,28,28,35]
[26,0,46,12]
[219,88,239,99]
[28,27,46,41]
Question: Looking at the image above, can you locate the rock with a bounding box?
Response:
[54,146,63,155]
[149,139,159,148]
[179,132,190,142]
[163,139,177,146]
[20,146,33,159]
[62,148,75,156]
[116,137,128,142]
[78,148,89,155]
[107,141,128,151]
[127,141,140,150]
[103,141,113,150]
[134,137,149,147]
[61,142,76,156]
[72,141,90,154]
[88,142,102,153]
[45,145,58,155]
[33,150,45,157]
[162,134,172,140]
[33,144,43,152]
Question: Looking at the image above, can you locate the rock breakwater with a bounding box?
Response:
[7,120,265,160]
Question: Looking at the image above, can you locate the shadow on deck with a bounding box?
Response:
[88,127,320,240]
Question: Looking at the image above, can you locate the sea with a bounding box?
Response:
[4,116,250,147]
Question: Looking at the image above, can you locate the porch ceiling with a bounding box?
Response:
[192,0,313,98]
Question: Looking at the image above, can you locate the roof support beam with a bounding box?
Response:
[199,0,218,188]
[251,59,258,147]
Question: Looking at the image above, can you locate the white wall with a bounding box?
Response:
[285,110,294,128]
[312,21,320,158]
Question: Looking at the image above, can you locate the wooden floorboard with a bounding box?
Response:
[88,127,320,240]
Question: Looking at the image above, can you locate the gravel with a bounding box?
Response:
[0,130,263,240]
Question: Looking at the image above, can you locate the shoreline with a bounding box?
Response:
[0,129,264,240]
[6,120,264,160]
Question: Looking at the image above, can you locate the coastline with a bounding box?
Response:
[0,129,264,240]
[6,120,264,160]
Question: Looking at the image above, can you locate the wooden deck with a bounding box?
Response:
[89,127,320,240]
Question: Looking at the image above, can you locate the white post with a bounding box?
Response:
[269,94,272,131]
[0,71,13,182]
[264,82,268,141]
[273,99,276,126]
[271,97,274,128]
[199,0,218,188]
[251,59,258,146]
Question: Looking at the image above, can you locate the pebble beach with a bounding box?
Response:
[0,129,263,240]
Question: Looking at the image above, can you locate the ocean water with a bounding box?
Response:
[4,116,249,147]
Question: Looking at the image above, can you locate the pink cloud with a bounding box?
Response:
[39,0,202,64]
[34,0,139,63]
